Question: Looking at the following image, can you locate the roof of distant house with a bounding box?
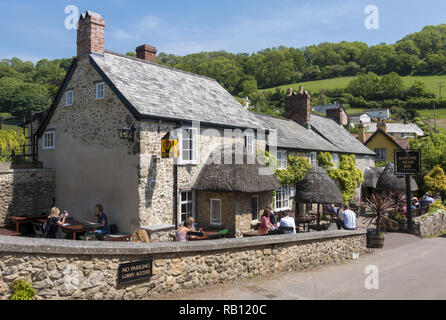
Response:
[362,122,424,136]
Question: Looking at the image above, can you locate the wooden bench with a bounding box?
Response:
[0,228,21,237]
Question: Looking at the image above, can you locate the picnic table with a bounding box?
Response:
[61,222,102,240]
[187,231,225,241]
[242,229,270,237]
[295,216,316,232]
[0,228,21,236]
[8,214,48,233]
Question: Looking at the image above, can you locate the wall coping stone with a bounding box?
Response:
[0,229,366,256]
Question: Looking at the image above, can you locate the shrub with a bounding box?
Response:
[10,279,36,300]
[428,200,445,214]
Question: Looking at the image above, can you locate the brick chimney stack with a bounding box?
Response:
[136,44,157,63]
[358,121,366,143]
[326,105,348,126]
[284,86,311,129]
[377,120,388,134]
[77,11,106,59]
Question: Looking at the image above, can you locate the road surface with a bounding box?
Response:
[163,233,446,300]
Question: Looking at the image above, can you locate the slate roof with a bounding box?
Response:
[363,122,424,136]
[251,113,342,153]
[86,51,374,156]
[310,115,376,155]
[90,51,262,129]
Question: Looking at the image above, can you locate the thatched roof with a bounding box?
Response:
[295,166,344,204]
[376,163,418,192]
[362,167,385,188]
[192,148,281,193]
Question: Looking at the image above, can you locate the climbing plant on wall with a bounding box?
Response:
[326,154,364,203]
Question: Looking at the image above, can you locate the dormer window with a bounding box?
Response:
[96,82,105,99]
[65,90,73,106]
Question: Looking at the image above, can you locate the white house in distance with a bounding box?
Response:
[362,122,424,138]
[347,113,371,124]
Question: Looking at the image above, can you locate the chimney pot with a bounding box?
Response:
[136,44,157,63]
[284,86,311,129]
[77,11,106,59]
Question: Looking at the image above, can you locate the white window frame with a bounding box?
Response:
[95,82,105,99]
[244,132,255,154]
[43,131,55,150]
[277,150,288,169]
[375,148,387,161]
[65,90,73,106]
[275,185,290,212]
[210,199,222,225]
[332,153,340,168]
[179,190,195,226]
[179,126,198,165]
[310,152,317,166]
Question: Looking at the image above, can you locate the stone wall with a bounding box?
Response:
[0,230,367,300]
[412,209,446,238]
[0,165,55,224]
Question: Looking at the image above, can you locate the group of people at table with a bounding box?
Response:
[258,205,358,234]
[44,204,109,239]
[175,204,358,242]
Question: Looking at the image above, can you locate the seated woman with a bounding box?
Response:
[45,207,67,239]
[259,209,272,232]
[176,220,192,242]
[94,204,109,237]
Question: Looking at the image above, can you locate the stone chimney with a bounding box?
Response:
[77,11,106,59]
[284,86,311,129]
[403,116,408,125]
[377,120,387,134]
[358,121,366,143]
[326,105,348,126]
[136,44,157,63]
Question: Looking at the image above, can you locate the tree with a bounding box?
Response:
[0,129,25,161]
[410,132,446,176]
[424,166,446,198]
[346,72,381,100]
[380,72,404,99]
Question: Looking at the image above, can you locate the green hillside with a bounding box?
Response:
[263,75,446,96]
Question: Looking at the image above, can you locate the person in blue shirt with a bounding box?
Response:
[94,204,109,236]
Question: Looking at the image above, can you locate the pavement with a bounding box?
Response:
[162,232,446,300]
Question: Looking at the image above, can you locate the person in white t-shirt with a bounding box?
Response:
[337,204,357,230]
[279,212,296,234]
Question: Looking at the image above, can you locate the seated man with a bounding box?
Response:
[94,204,109,236]
[336,204,357,231]
[279,212,296,234]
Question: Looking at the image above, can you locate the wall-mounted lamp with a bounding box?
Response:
[118,123,136,142]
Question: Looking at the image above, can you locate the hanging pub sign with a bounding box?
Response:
[161,131,178,159]
[117,259,153,284]
[394,150,421,175]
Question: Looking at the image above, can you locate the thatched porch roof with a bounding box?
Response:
[362,167,385,188]
[192,148,281,193]
[295,166,344,204]
[376,163,418,192]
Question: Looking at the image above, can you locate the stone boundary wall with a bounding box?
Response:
[412,209,446,238]
[0,166,56,224]
[0,230,367,300]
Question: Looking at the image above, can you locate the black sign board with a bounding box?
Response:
[394,150,421,175]
[117,259,153,284]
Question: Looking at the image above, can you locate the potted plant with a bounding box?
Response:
[365,193,394,248]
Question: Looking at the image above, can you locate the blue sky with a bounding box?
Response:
[1,0,445,63]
